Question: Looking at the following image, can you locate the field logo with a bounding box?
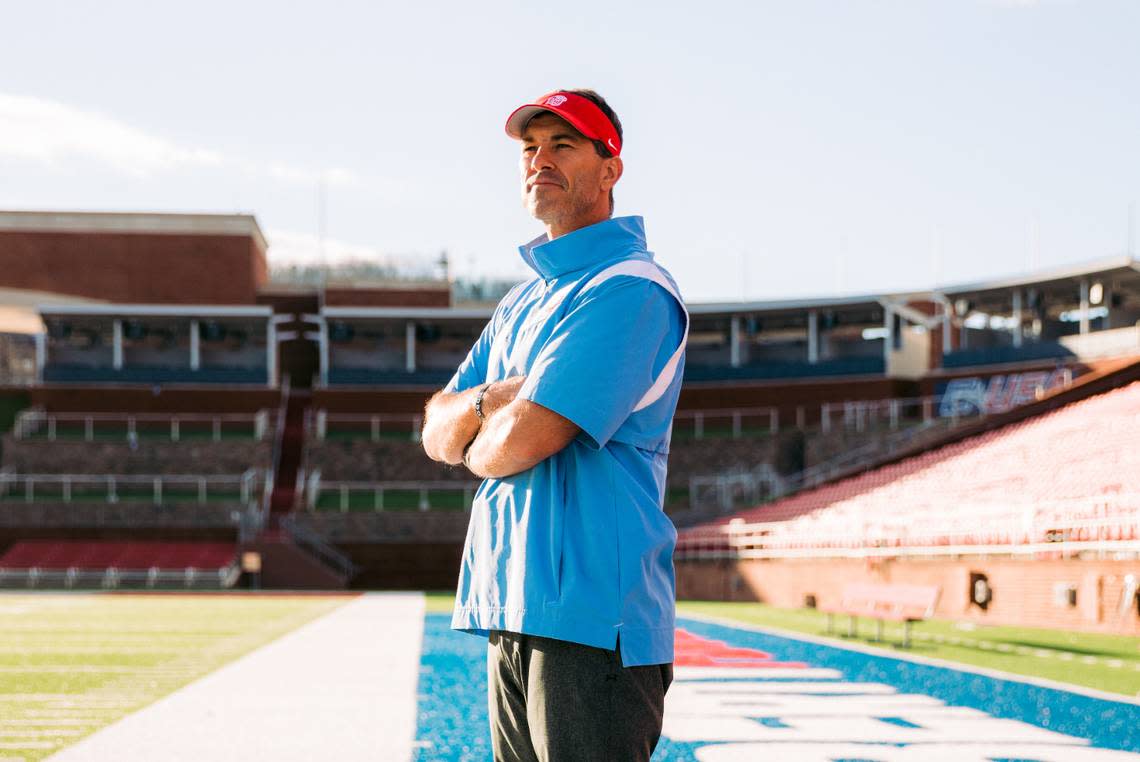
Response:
[665,628,1140,761]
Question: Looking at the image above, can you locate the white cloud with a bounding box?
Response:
[0,92,358,185]
[0,93,222,176]
[266,228,435,274]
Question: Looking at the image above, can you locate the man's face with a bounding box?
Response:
[519,112,620,231]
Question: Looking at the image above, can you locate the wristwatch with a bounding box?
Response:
[474,383,489,421]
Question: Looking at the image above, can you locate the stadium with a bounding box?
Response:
[0,209,1137,760]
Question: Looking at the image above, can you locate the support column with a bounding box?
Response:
[729,315,741,368]
[1079,278,1090,335]
[34,331,46,382]
[189,319,200,371]
[883,305,894,367]
[266,318,277,388]
[807,310,819,364]
[1011,289,1023,348]
[319,319,329,387]
[112,319,123,370]
[942,302,952,353]
[405,321,416,373]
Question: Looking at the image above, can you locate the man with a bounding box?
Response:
[421,88,689,762]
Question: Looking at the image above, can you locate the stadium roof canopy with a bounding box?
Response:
[0,210,268,253]
[935,254,1140,316]
[322,306,493,320]
[38,304,273,318]
[687,294,882,315]
[938,254,1139,297]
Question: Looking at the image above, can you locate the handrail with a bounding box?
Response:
[304,373,1073,445]
[0,469,264,506]
[13,407,274,442]
[309,410,422,442]
[279,513,356,579]
[306,477,481,512]
[262,374,291,520]
[676,493,1140,560]
[675,539,1140,561]
[684,417,953,517]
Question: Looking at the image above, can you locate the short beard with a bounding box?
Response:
[526,186,601,230]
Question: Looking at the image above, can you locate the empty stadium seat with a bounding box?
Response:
[0,540,240,589]
[678,379,1140,555]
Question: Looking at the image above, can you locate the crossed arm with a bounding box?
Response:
[420,375,581,479]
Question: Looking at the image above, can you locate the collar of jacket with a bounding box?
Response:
[518,215,647,281]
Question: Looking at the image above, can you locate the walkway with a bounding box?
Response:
[48,592,425,762]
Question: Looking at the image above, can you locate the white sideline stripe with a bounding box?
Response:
[675,667,842,680]
[47,592,426,762]
[677,612,1140,707]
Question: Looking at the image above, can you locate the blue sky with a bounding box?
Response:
[1,0,1137,301]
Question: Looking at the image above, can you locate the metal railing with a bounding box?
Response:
[675,494,1140,561]
[673,407,780,438]
[0,468,264,506]
[279,513,357,579]
[13,408,273,442]
[684,419,948,517]
[0,564,241,589]
[303,471,480,512]
[310,410,423,442]
[305,371,1073,446]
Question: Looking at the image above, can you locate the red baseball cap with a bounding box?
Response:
[505,91,622,157]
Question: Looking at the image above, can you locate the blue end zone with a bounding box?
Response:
[414,613,1140,761]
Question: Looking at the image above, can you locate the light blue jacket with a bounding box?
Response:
[446,215,688,666]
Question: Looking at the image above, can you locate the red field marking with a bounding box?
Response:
[674,628,809,669]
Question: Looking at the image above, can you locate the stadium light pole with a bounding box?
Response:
[1129,200,1135,258]
[318,172,328,288]
[738,248,748,301]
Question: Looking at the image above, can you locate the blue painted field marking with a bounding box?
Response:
[412,613,1140,761]
[675,616,1140,754]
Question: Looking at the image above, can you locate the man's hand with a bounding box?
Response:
[421,374,581,479]
[463,396,580,480]
[421,376,527,465]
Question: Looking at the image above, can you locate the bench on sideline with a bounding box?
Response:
[821,582,940,647]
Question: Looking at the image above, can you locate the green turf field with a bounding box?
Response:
[424,592,1140,697]
[0,592,352,761]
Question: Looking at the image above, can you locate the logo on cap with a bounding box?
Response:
[607,138,618,151]
[544,95,568,107]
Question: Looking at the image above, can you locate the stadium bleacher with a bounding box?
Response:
[2,210,1139,633]
[678,378,1140,555]
[0,539,240,589]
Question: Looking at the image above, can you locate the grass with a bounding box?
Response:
[0,592,352,761]
[676,600,1140,698]
[422,592,1140,697]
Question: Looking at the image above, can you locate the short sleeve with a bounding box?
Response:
[443,282,525,394]
[516,275,685,450]
[443,320,494,394]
